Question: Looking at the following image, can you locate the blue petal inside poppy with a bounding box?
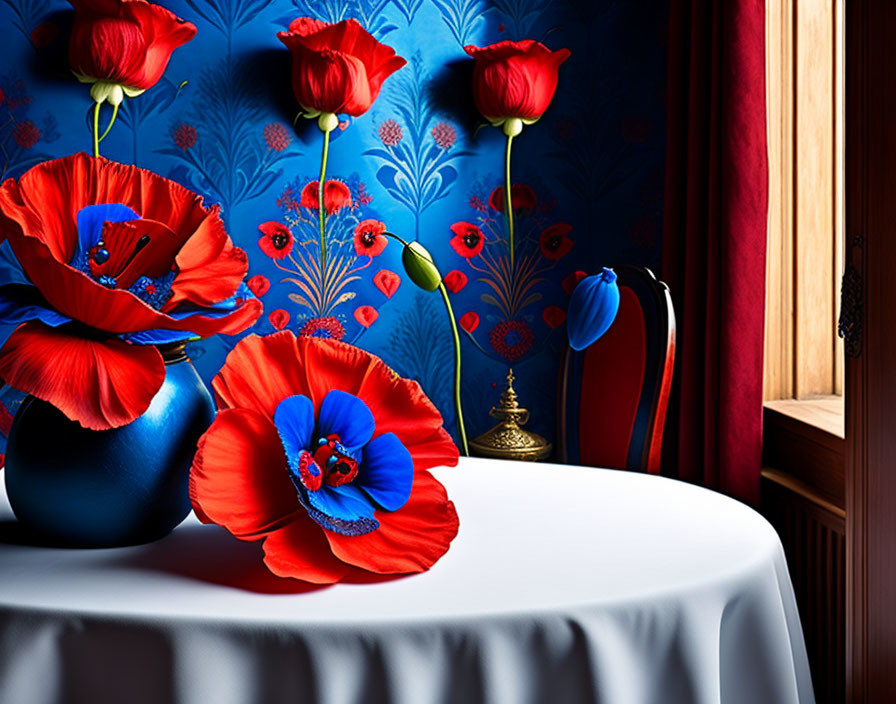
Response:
[357,432,414,512]
[274,395,316,476]
[317,389,375,451]
[303,483,379,536]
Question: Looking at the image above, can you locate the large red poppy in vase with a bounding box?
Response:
[0,153,261,430]
[189,332,460,583]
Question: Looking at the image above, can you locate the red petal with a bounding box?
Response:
[442,269,467,293]
[262,514,350,583]
[268,309,290,330]
[0,321,165,430]
[168,208,247,308]
[542,305,566,328]
[326,471,459,574]
[373,269,400,298]
[124,1,196,89]
[247,274,270,297]
[212,332,315,420]
[189,408,302,540]
[353,304,378,328]
[562,270,587,296]
[69,14,147,87]
[459,311,479,333]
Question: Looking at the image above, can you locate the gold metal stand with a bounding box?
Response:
[469,369,552,461]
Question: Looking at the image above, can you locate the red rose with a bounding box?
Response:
[488,183,537,213]
[258,222,294,259]
[464,40,570,127]
[300,180,352,214]
[277,18,406,117]
[247,274,271,297]
[449,222,485,258]
[442,270,468,293]
[459,311,479,333]
[69,0,197,105]
[539,223,573,260]
[354,219,388,257]
[0,153,260,430]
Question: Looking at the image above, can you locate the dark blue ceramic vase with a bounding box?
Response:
[4,346,215,547]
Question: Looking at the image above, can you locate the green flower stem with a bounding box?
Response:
[92,102,101,158]
[504,131,515,273]
[97,102,119,144]
[317,125,331,284]
[385,231,469,456]
[437,280,469,456]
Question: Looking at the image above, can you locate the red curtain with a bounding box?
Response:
[661,0,768,505]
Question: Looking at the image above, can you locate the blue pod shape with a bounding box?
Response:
[567,267,621,351]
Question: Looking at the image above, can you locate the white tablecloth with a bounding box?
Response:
[0,458,814,704]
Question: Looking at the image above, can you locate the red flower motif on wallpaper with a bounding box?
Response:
[269,309,290,330]
[489,320,535,362]
[353,219,388,257]
[542,305,566,329]
[459,311,479,333]
[300,180,352,214]
[354,305,378,328]
[442,270,468,293]
[449,222,485,258]
[539,223,573,260]
[299,316,346,340]
[562,270,587,296]
[247,275,271,297]
[277,18,406,117]
[258,222,294,259]
[488,184,536,214]
[373,269,400,299]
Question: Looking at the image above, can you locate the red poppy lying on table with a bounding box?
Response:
[0,153,261,430]
[189,332,460,583]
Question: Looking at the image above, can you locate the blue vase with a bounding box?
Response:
[4,346,215,547]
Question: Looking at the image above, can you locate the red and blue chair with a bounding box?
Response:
[557,266,676,473]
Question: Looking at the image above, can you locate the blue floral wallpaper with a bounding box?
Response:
[0,0,667,447]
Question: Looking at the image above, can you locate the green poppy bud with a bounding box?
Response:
[402,241,442,291]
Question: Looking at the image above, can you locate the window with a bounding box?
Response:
[764,0,844,441]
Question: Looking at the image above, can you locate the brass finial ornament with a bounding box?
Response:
[469,369,552,461]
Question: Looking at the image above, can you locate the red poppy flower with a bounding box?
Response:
[459,311,479,333]
[449,222,485,258]
[277,18,406,117]
[0,153,261,430]
[269,309,290,330]
[464,40,570,126]
[353,219,387,257]
[443,270,468,293]
[258,222,294,259]
[373,269,400,298]
[542,305,566,329]
[69,0,197,105]
[300,180,352,214]
[354,305,378,328]
[539,223,573,260]
[247,274,270,297]
[488,184,537,213]
[189,332,459,582]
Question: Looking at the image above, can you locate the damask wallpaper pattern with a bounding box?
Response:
[0,0,667,446]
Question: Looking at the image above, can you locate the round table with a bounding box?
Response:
[0,458,814,704]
